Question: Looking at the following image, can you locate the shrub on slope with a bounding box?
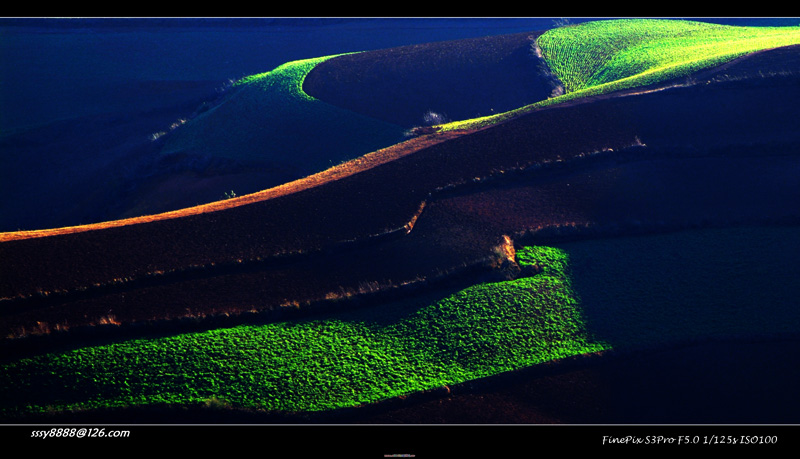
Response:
[159,55,406,178]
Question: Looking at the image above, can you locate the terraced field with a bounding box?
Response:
[2,19,800,427]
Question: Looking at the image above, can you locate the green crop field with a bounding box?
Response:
[3,225,798,419]
[0,245,605,418]
[444,19,800,130]
[538,19,800,94]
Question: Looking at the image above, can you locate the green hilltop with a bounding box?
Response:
[445,19,800,130]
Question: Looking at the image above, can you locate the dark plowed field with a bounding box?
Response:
[344,339,800,424]
[303,32,555,127]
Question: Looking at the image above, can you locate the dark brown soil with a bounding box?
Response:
[346,339,800,424]
[303,31,555,127]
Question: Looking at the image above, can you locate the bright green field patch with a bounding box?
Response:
[444,19,800,130]
[0,246,604,417]
[537,19,800,93]
[160,54,405,171]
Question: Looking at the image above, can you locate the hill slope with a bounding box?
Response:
[303,31,555,126]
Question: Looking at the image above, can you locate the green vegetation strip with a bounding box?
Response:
[3,225,799,418]
[445,19,800,130]
[0,246,605,416]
